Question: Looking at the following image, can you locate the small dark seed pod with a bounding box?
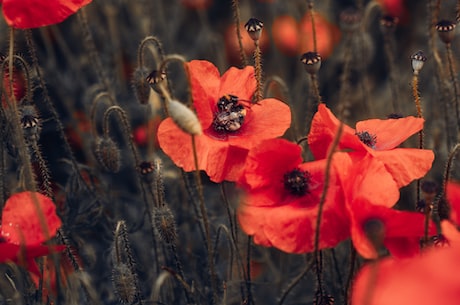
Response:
[410,50,427,75]
[245,18,264,42]
[112,263,137,304]
[93,136,121,173]
[153,205,177,244]
[137,161,155,184]
[132,67,152,105]
[380,15,399,33]
[339,7,362,32]
[436,20,456,44]
[20,105,41,144]
[146,69,167,96]
[300,52,322,75]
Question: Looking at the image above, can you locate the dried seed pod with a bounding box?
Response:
[167,99,202,135]
[20,105,41,143]
[153,205,177,244]
[300,51,322,75]
[137,160,155,184]
[93,136,121,173]
[245,18,264,42]
[132,67,152,105]
[380,15,399,33]
[339,7,362,32]
[436,20,456,44]
[411,50,427,75]
[146,69,167,96]
[112,263,137,304]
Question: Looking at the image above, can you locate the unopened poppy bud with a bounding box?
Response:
[300,51,322,75]
[436,20,456,44]
[112,263,137,304]
[153,206,177,244]
[245,18,264,42]
[167,99,202,135]
[132,67,152,105]
[411,50,427,75]
[94,136,121,173]
[363,218,386,254]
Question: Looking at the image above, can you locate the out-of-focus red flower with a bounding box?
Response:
[133,116,162,148]
[224,23,270,65]
[0,0,92,29]
[446,181,460,225]
[308,103,434,188]
[0,192,63,276]
[298,12,341,58]
[181,0,213,10]
[352,242,460,305]
[377,0,408,20]
[1,192,61,245]
[272,15,299,56]
[237,138,350,253]
[157,60,291,182]
[1,68,25,106]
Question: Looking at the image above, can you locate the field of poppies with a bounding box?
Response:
[0,0,460,304]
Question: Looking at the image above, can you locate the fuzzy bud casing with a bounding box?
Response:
[167,99,202,135]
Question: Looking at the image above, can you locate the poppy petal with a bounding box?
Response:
[2,0,92,29]
[227,98,291,147]
[446,181,460,225]
[308,103,363,159]
[219,66,256,101]
[355,116,424,150]
[237,204,272,247]
[157,118,248,182]
[1,192,61,245]
[373,148,435,188]
[187,60,221,128]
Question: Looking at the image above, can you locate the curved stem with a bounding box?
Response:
[137,36,165,69]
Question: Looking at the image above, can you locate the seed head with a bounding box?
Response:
[300,52,322,75]
[112,263,137,304]
[20,105,41,144]
[339,7,362,32]
[245,18,264,42]
[380,15,399,33]
[137,161,155,184]
[436,20,456,44]
[410,50,427,75]
[146,69,167,95]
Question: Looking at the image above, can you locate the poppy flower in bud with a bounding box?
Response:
[237,138,349,253]
[0,0,92,29]
[352,243,460,305]
[308,103,434,188]
[157,60,291,182]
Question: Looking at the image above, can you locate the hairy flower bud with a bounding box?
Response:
[93,136,121,173]
[167,99,202,135]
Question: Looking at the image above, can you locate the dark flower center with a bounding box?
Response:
[356,131,377,148]
[283,168,311,196]
[212,95,246,133]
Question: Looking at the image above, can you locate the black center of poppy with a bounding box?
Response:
[212,95,246,133]
[283,168,311,196]
[356,131,377,148]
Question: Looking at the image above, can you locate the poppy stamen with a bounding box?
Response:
[212,94,247,133]
[283,168,311,196]
[356,131,377,148]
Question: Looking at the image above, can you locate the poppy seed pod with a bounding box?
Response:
[20,105,41,143]
[245,18,264,42]
[93,136,121,173]
[300,51,322,75]
[436,20,456,44]
[167,99,202,135]
[411,50,427,75]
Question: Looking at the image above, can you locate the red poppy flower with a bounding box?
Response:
[351,243,460,305]
[1,0,92,29]
[1,192,62,245]
[308,103,434,188]
[446,181,460,225]
[157,60,291,182]
[342,154,432,259]
[0,192,63,276]
[237,138,350,253]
